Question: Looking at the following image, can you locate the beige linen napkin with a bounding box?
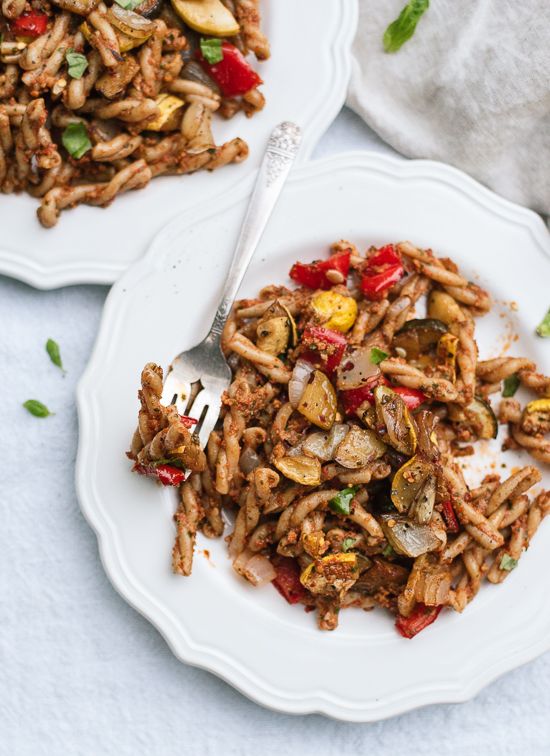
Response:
[347,0,550,214]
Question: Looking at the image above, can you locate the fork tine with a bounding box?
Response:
[197,404,222,449]
[161,371,192,415]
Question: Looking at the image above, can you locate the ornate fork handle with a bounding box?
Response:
[208,122,302,342]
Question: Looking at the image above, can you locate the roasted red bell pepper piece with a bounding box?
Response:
[395,603,442,639]
[10,10,48,37]
[340,375,390,414]
[392,386,427,410]
[441,500,460,533]
[301,325,347,372]
[180,415,197,429]
[289,250,351,290]
[272,557,307,605]
[133,462,186,486]
[361,244,404,300]
[198,41,262,97]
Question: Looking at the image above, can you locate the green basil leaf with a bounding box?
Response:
[500,554,518,571]
[114,0,143,9]
[342,537,357,552]
[383,0,430,53]
[536,307,550,338]
[200,37,223,65]
[23,399,53,418]
[46,338,64,371]
[502,374,520,398]
[62,123,92,159]
[382,543,395,558]
[370,347,388,365]
[65,48,88,79]
[329,486,359,516]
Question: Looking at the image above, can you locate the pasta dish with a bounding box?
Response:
[128,240,550,637]
[0,0,267,226]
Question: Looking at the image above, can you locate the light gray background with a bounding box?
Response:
[2,109,549,756]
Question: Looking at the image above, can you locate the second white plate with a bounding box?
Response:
[0,0,357,289]
[77,152,550,721]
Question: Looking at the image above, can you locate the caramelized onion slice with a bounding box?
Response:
[334,425,386,469]
[380,515,443,558]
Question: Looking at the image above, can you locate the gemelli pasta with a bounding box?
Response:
[128,240,550,637]
[0,0,267,226]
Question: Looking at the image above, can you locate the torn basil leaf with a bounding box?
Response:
[383,0,430,53]
[23,399,53,418]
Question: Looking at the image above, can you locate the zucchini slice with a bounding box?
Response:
[393,318,448,360]
[458,397,498,439]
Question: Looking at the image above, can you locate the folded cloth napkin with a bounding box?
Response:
[347,0,550,215]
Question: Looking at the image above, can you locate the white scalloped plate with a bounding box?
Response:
[0,0,357,290]
[76,152,550,721]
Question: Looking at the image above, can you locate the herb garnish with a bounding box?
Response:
[383,0,430,53]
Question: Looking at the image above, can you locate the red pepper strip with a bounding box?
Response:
[340,375,390,414]
[361,244,404,301]
[395,604,442,639]
[198,41,262,97]
[368,244,402,268]
[133,463,186,486]
[392,386,427,410]
[180,415,197,429]
[10,10,48,37]
[289,250,351,291]
[441,500,460,533]
[301,325,347,373]
[271,557,307,605]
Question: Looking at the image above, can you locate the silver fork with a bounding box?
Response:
[161,121,302,450]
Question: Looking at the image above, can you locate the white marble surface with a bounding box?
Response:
[2,108,549,756]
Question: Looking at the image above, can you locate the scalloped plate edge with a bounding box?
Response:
[76,151,550,721]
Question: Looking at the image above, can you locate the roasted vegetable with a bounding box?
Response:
[450,397,498,439]
[427,290,464,329]
[391,456,433,514]
[297,370,337,430]
[273,454,321,486]
[271,557,307,604]
[380,515,443,557]
[355,557,409,594]
[289,250,351,290]
[302,423,349,462]
[171,0,240,36]
[436,332,459,381]
[198,41,262,97]
[256,300,297,355]
[301,325,347,373]
[374,385,417,456]
[334,425,386,469]
[81,10,154,52]
[109,5,156,38]
[300,552,362,595]
[95,56,140,99]
[336,346,381,390]
[361,244,404,300]
[145,94,185,131]
[393,318,448,361]
[395,604,442,639]
[521,398,550,435]
[135,0,163,18]
[311,290,358,333]
[412,554,452,606]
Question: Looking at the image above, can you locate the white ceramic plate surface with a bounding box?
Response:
[0,0,357,289]
[76,152,550,721]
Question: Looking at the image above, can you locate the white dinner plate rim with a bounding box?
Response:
[0,0,357,291]
[76,151,550,721]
